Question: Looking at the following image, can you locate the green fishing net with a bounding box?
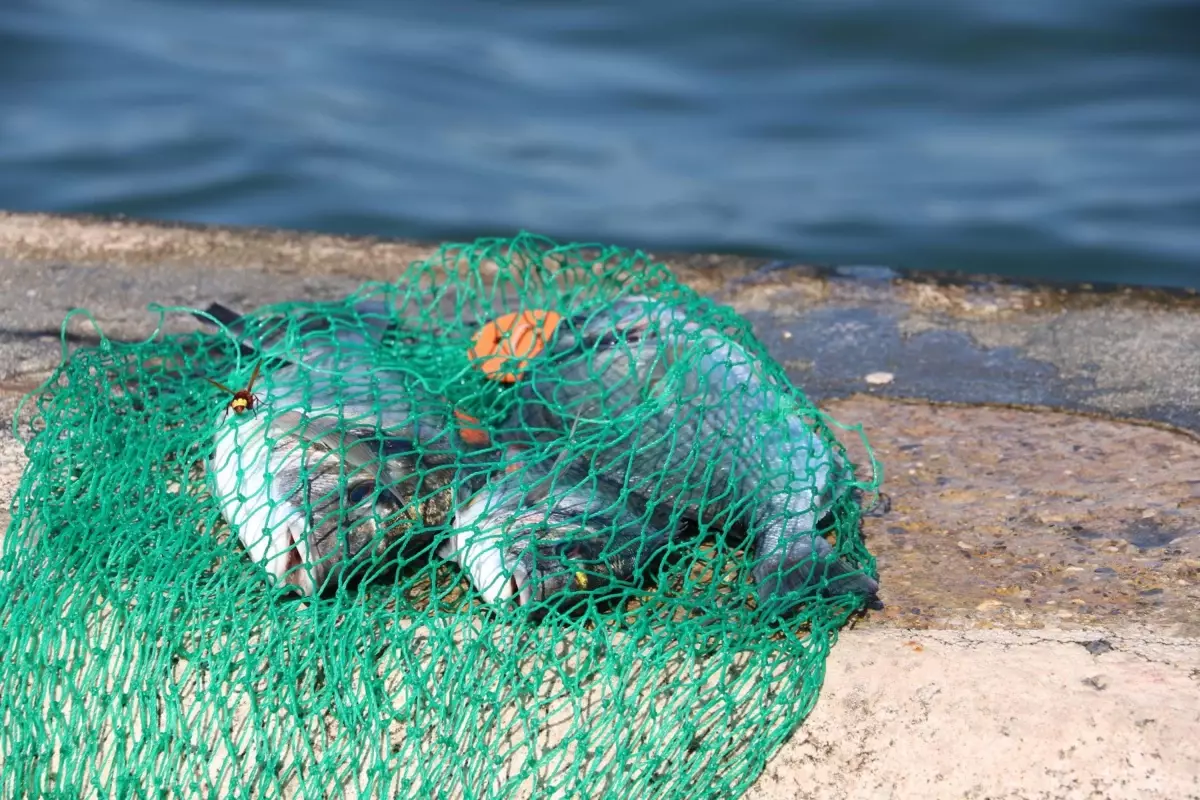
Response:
[1,233,880,799]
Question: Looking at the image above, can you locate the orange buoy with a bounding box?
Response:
[468,309,563,383]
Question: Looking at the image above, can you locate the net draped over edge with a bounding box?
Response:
[0,233,881,800]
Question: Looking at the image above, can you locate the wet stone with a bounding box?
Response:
[828,396,1200,632]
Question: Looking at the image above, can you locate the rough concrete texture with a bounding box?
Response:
[1,212,1198,798]
[749,628,1200,800]
[4,211,1200,434]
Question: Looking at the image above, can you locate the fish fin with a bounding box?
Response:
[193,302,264,361]
[198,299,400,365]
[517,420,592,508]
[218,447,317,596]
[200,302,245,329]
[753,533,880,615]
[578,321,650,351]
[266,511,316,596]
[520,472,555,508]
[544,416,582,472]
[569,297,659,350]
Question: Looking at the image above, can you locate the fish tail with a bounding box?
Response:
[752,529,880,616]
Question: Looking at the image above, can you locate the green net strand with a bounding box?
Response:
[1,233,880,800]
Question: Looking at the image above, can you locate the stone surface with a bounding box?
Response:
[2,211,1198,799]
[830,396,1200,633]
[749,628,1200,800]
[4,211,1200,433]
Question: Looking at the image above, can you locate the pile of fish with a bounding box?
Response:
[201,294,881,619]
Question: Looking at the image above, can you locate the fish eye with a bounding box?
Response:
[346,483,374,508]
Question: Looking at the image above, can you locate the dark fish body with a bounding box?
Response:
[497,295,880,613]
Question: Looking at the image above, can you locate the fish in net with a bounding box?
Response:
[1,233,881,799]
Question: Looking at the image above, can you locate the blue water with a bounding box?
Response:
[2,0,1198,287]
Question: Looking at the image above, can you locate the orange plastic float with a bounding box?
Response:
[468,309,563,383]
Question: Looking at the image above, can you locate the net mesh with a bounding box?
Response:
[1,233,880,800]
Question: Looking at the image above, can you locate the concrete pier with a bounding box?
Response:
[1,211,1197,799]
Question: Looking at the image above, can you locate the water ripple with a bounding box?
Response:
[0,0,1197,286]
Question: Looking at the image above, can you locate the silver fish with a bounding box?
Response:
[201,301,493,595]
[494,294,881,614]
[448,444,681,613]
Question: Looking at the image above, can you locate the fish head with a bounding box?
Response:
[450,452,662,615]
[298,452,424,594]
[448,473,605,608]
[507,486,651,614]
[513,296,690,429]
[510,534,622,613]
[213,405,447,597]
